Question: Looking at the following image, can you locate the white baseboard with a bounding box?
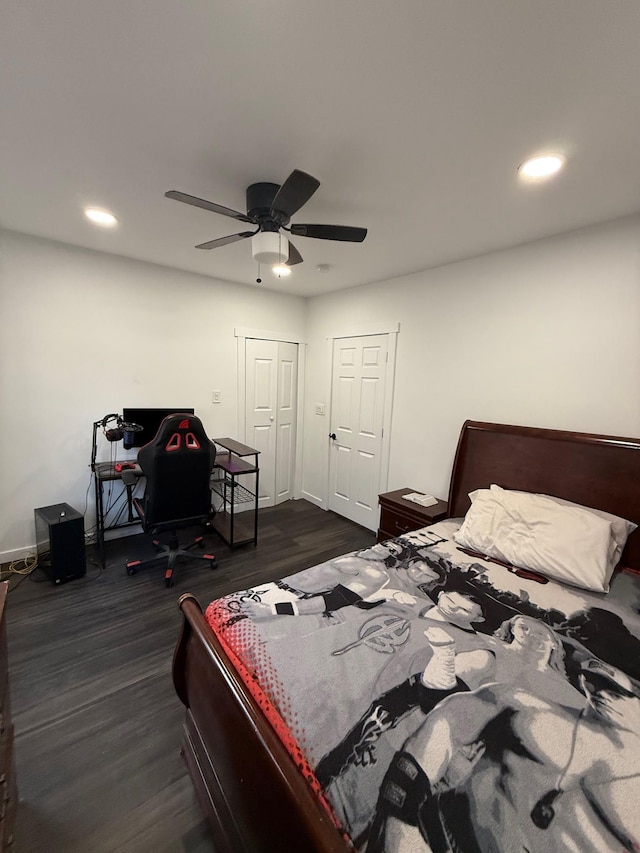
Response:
[1,524,140,566]
[102,525,142,542]
[301,490,326,509]
[1,544,38,564]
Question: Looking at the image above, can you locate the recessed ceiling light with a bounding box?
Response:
[272,265,291,278]
[84,207,118,227]
[518,154,566,181]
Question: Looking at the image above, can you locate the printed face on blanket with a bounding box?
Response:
[241,538,445,620]
[209,524,640,852]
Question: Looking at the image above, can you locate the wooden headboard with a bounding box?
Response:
[447,420,640,572]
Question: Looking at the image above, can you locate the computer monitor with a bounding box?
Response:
[121,407,195,449]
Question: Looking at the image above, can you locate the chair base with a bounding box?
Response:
[126,534,218,587]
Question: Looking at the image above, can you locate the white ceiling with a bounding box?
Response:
[2,1,640,297]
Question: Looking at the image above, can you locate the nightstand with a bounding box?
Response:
[377,488,448,543]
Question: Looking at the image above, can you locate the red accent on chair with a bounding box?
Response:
[166,433,181,451]
[178,418,191,429]
[186,432,201,449]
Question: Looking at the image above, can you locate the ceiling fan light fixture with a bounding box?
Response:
[272,264,291,278]
[252,231,289,264]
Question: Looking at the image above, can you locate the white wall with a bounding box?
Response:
[302,215,640,515]
[0,230,306,560]
[3,215,639,557]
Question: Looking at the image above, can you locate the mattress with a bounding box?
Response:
[206,520,640,852]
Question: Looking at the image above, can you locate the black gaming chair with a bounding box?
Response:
[125,413,218,587]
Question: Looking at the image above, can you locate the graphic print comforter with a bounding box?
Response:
[206,520,640,852]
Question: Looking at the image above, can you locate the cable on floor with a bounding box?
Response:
[1,553,40,592]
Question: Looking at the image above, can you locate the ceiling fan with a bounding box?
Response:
[165,169,367,267]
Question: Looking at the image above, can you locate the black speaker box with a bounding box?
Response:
[34,503,86,585]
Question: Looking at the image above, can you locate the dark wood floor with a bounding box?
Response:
[5,500,375,853]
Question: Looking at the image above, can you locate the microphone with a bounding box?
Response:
[122,422,143,449]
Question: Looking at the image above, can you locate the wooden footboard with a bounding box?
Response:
[173,593,351,853]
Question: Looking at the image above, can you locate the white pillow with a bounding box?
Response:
[467,487,636,573]
[454,485,624,592]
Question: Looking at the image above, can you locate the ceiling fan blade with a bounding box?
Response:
[290,223,367,242]
[166,190,255,224]
[286,241,303,266]
[195,231,256,250]
[271,170,320,219]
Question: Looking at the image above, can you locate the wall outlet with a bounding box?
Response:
[212,391,222,404]
[315,403,325,415]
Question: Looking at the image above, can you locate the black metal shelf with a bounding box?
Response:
[211,479,255,506]
[211,438,260,547]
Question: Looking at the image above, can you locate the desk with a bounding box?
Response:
[94,462,143,568]
[211,438,260,547]
[94,438,260,563]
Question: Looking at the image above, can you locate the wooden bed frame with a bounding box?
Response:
[172,420,640,852]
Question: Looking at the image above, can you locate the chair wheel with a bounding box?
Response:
[165,577,174,588]
[210,559,218,570]
[197,539,205,549]
[127,566,137,576]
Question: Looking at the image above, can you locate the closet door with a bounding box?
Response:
[274,341,297,504]
[245,339,297,508]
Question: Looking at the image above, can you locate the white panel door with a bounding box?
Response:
[246,338,277,507]
[328,334,388,529]
[245,338,297,509]
[275,341,298,504]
